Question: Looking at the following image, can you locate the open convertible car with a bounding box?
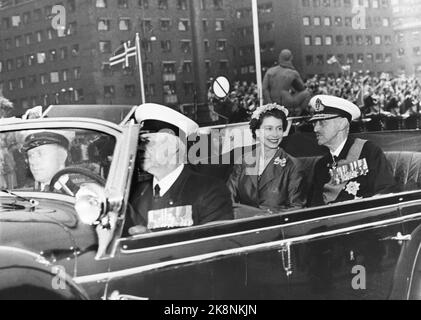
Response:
[1,107,421,300]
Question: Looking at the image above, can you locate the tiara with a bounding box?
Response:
[251,103,289,120]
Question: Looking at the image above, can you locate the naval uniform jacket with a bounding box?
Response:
[128,167,234,231]
[308,137,397,207]
[227,147,307,211]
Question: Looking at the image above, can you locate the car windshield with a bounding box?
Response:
[0,128,116,195]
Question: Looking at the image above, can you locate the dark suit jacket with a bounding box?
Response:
[227,147,307,211]
[128,167,233,230]
[308,137,397,207]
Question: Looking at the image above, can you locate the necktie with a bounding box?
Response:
[154,184,161,198]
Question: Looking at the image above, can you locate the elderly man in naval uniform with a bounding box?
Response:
[307,95,396,207]
[127,104,233,234]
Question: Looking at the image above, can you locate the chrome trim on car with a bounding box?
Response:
[73,211,421,285]
[406,242,421,300]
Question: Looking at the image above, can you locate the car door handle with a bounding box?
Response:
[108,290,149,300]
[380,232,412,242]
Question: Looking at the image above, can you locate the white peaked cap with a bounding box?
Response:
[309,94,361,122]
[135,103,199,136]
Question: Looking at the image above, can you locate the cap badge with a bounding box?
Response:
[315,98,324,112]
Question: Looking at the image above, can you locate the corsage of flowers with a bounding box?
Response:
[251,103,289,120]
[274,156,287,167]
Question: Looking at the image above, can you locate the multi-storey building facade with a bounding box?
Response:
[391,0,421,75]
[231,0,395,82]
[0,0,233,115]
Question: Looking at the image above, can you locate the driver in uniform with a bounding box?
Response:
[22,131,77,195]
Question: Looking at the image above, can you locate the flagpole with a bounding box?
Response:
[251,0,263,107]
[135,32,146,104]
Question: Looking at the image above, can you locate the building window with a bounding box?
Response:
[336,35,343,45]
[202,19,208,32]
[74,67,81,79]
[5,39,12,50]
[384,35,391,45]
[302,0,310,6]
[36,31,43,42]
[28,75,37,87]
[385,53,392,62]
[184,82,194,96]
[49,49,57,61]
[306,55,313,65]
[160,19,171,31]
[357,53,364,63]
[313,0,321,7]
[218,60,228,71]
[356,35,363,45]
[140,19,153,32]
[24,33,32,45]
[413,47,421,56]
[138,0,148,8]
[374,35,381,45]
[16,57,24,69]
[205,60,211,73]
[101,63,112,76]
[177,0,188,10]
[22,12,31,24]
[304,36,311,46]
[11,15,21,27]
[6,59,13,71]
[303,16,310,26]
[47,28,55,40]
[324,17,331,26]
[213,0,223,10]
[314,17,321,26]
[323,0,331,6]
[37,52,46,64]
[215,19,224,31]
[26,54,36,66]
[346,35,353,45]
[216,39,227,51]
[62,69,69,82]
[2,17,10,29]
[335,16,342,26]
[15,36,22,48]
[40,74,48,85]
[118,0,129,8]
[119,18,131,31]
[161,40,172,52]
[334,0,341,7]
[144,62,154,75]
[99,41,111,53]
[375,53,383,63]
[201,0,207,9]
[382,18,389,27]
[325,36,332,45]
[145,84,155,97]
[344,16,352,27]
[125,85,136,97]
[372,0,379,8]
[158,0,168,9]
[178,19,189,31]
[34,9,42,21]
[180,40,192,53]
[314,36,322,46]
[96,0,107,7]
[316,55,324,65]
[182,61,192,73]
[204,39,210,52]
[347,54,354,64]
[72,44,80,56]
[50,72,60,83]
[98,19,110,31]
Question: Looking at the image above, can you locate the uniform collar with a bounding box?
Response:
[331,138,347,158]
[153,164,185,197]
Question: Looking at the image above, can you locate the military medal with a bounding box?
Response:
[329,158,369,185]
[148,205,193,230]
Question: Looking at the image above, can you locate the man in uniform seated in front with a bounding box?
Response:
[127,103,233,235]
[307,95,396,206]
[22,131,77,195]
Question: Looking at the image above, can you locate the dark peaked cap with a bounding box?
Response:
[23,131,69,152]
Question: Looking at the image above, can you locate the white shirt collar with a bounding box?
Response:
[331,139,347,157]
[153,164,185,197]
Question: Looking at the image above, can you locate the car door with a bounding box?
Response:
[283,193,409,299]
[103,211,293,300]
[72,121,140,299]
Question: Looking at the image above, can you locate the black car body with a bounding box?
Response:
[0,113,421,300]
